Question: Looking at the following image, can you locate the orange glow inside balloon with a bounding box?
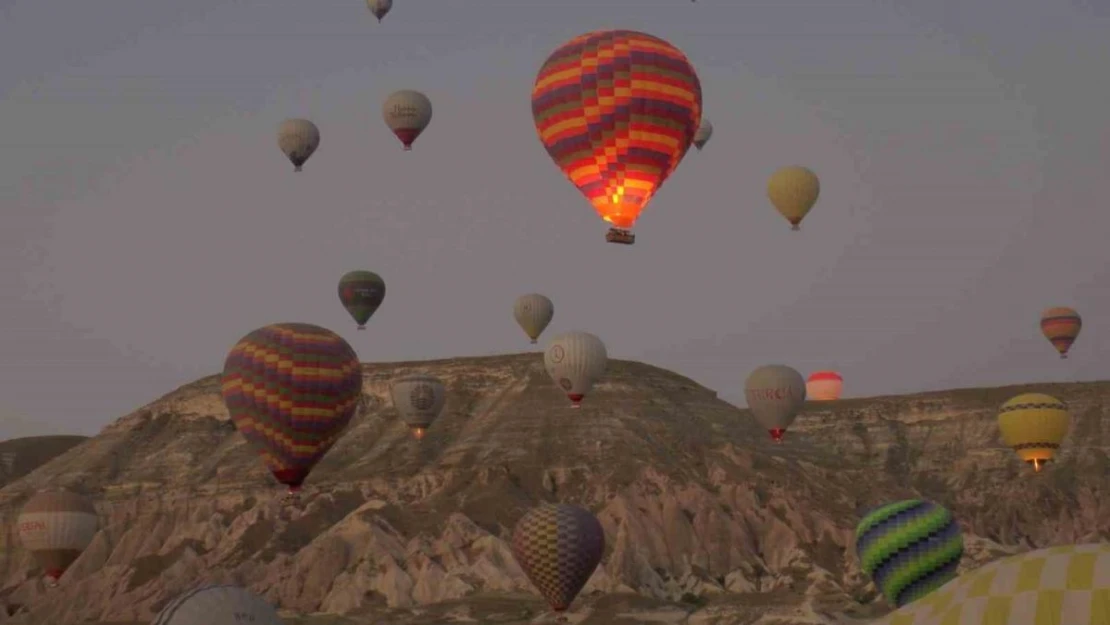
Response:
[411,427,426,440]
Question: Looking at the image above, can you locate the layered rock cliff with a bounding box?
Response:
[0,353,1104,625]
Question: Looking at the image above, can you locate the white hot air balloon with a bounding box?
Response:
[744,364,806,442]
[17,489,98,586]
[544,331,608,408]
[390,374,446,440]
[382,89,432,151]
[152,584,284,625]
[692,119,713,151]
[513,294,554,344]
[366,0,392,22]
[276,118,320,172]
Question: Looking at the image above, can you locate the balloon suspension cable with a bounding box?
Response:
[790,224,800,231]
[357,325,366,331]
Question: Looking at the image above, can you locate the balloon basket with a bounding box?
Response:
[605,228,635,245]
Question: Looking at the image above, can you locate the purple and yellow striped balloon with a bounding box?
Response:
[1039,306,1081,359]
[531,30,702,232]
[221,323,363,493]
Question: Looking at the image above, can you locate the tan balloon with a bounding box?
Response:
[692,119,713,150]
[152,584,284,625]
[767,166,820,230]
[744,364,806,442]
[390,374,446,440]
[366,0,392,22]
[382,90,432,151]
[17,489,98,586]
[544,331,607,408]
[277,118,320,172]
[513,294,554,344]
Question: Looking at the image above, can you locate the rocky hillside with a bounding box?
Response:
[0,435,87,489]
[0,353,1104,625]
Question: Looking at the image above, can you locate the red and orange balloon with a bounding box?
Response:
[531,30,702,240]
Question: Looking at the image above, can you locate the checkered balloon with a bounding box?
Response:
[511,503,605,612]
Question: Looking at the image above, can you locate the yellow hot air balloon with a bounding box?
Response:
[767,166,820,230]
[997,393,1070,472]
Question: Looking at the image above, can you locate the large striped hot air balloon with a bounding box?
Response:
[1040,306,1081,359]
[17,490,98,586]
[855,499,964,609]
[531,30,702,245]
[511,503,605,612]
[997,393,1070,472]
[806,371,843,401]
[221,323,363,497]
[869,543,1110,625]
[153,585,284,625]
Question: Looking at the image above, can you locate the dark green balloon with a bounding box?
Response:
[338,271,385,329]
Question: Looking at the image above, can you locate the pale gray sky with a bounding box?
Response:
[2,0,1108,437]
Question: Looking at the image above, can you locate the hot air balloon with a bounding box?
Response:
[511,503,605,612]
[1040,306,1081,359]
[744,364,806,442]
[544,331,607,408]
[152,584,284,625]
[16,490,98,587]
[221,323,363,498]
[767,166,820,230]
[389,374,446,440]
[513,294,554,344]
[382,90,432,151]
[277,118,320,172]
[531,30,702,245]
[997,393,1070,472]
[854,499,964,609]
[869,543,1110,625]
[806,371,843,401]
[366,0,392,22]
[692,119,713,151]
[338,270,386,330]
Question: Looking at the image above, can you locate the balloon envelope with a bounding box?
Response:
[767,166,819,230]
[692,119,713,150]
[998,393,1070,472]
[366,0,392,21]
[1040,306,1081,358]
[744,365,806,441]
[544,331,607,407]
[513,294,554,343]
[389,374,446,440]
[152,584,284,625]
[511,503,605,612]
[277,119,320,172]
[531,30,702,232]
[805,371,843,400]
[382,90,432,150]
[221,323,363,492]
[855,499,963,608]
[17,490,98,584]
[869,543,1110,625]
[338,270,386,329]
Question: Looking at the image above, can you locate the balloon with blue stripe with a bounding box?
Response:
[854,499,964,608]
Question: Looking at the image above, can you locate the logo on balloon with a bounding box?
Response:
[549,345,565,363]
[559,378,573,391]
[410,384,436,411]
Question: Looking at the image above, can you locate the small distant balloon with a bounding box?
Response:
[366,0,392,22]
[544,331,607,408]
[692,119,713,151]
[277,119,320,172]
[513,294,554,344]
[17,490,98,587]
[382,90,432,151]
[1039,306,1081,359]
[767,166,820,230]
[806,371,843,401]
[997,393,1070,472]
[338,271,386,330]
[389,374,446,440]
[744,364,806,442]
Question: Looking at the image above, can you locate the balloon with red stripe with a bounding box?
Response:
[806,371,843,401]
[1039,307,1081,359]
